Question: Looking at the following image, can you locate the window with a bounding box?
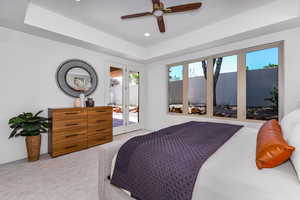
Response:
[167,42,282,121]
[246,48,279,120]
[213,55,238,118]
[168,65,184,113]
[188,61,207,115]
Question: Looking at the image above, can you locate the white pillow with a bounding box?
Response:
[288,123,300,181]
[281,109,300,140]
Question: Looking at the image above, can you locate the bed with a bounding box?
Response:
[98,123,300,200]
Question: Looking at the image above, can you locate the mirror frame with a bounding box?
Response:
[56,59,98,98]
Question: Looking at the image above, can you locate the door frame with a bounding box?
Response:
[107,62,142,135]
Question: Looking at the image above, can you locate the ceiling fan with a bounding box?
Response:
[121,0,202,33]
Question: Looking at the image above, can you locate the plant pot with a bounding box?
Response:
[25,135,41,162]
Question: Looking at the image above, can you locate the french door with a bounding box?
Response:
[109,66,141,135]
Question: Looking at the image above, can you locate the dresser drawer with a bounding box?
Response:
[53,128,87,143]
[88,123,112,132]
[52,140,87,157]
[88,118,112,131]
[88,112,112,121]
[88,134,112,148]
[88,117,112,125]
[88,128,112,137]
[53,109,87,120]
[53,119,87,131]
[88,107,112,118]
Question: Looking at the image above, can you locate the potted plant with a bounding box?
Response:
[8,111,49,162]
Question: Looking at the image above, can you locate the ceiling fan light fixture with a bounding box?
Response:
[153,10,164,17]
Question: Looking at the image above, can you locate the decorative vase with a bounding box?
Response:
[25,135,41,162]
[86,98,95,107]
[74,98,81,107]
[79,93,86,107]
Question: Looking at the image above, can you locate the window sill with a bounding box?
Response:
[167,112,265,127]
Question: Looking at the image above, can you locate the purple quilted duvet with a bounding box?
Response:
[111,121,243,200]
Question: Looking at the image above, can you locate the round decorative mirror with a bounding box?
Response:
[56,60,98,97]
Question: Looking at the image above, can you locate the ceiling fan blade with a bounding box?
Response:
[157,16,165,33]
[121,12,152,19]
[166,3,202,13]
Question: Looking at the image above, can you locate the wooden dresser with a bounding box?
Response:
[48,106,112,157]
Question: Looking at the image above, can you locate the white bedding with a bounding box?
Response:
[111,127,300,200]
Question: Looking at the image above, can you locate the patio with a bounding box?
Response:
[113,112,138,128]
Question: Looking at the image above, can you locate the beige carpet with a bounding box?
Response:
[0,130,150,200]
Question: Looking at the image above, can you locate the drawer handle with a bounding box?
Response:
[65,134,79,138]
[65,123,79,127]
[98,136,111,141]
[64,112,80,115]
[96,129,106,132]
[65,145,78,149]
[96,120,106,123]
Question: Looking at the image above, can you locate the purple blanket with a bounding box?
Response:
[111,121,243,200]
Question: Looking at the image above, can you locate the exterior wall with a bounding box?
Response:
[110,84,139,106]
[246,68,278,107]
[169,68,277,107]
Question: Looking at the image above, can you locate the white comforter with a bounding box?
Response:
[111,127,300,200]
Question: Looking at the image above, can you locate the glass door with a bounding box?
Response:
[109,66,141,134]
[109,67,125,131]
[127,71,140,127]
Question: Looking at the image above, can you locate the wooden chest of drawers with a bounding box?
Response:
[48,106,112,157]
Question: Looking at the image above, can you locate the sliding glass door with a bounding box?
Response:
[109,66,141,134]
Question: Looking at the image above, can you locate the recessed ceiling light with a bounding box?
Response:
[75,0,81,2]
[144,32,151,37]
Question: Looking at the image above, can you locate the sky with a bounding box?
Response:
[169,47,279,80]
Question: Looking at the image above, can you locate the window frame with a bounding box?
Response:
[167,41,284,122]
[187,60,209,116]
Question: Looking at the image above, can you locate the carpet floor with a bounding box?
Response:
[0,130,150,200]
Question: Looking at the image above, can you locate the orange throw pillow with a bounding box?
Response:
[256,120,295,169]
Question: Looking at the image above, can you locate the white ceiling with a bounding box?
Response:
[0,0,299,62]
[31,0,275,46]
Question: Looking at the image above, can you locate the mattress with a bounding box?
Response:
[111,127,300,200]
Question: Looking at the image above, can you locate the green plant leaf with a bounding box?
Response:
[34,110,43,118]
[8,110,49,138]
[8,127,21,139]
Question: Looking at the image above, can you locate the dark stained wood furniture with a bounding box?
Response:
[48,106,113,157]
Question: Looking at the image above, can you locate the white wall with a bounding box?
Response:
[0,26,146,164]
[145,27,300,131]
[2,25,300,165]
